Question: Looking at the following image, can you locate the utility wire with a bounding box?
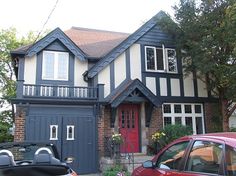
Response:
[33,0,59,44]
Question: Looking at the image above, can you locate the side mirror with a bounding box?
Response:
[142,160,154,169]
[64,157,75,164]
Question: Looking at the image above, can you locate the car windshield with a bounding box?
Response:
[0,144,55,161]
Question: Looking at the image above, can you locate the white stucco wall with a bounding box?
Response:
[98,65,110,97]
[114,52,126,88]
[146,77,156,95]
[197,73,208,97]
[130,44,142,80]
[183,73,195,97]
[160,78,167,96]
[171,78,181,96]
[74,58,88,87]
[24,56,36,84]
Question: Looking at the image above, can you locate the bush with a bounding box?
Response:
[103,164,130,176]
[149,124,192,154]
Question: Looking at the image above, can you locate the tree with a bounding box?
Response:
[158,0,236,131]
[0,28,47,141]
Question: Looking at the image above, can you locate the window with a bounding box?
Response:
[42,51,69,80]
[50,125,58,140]
[156,141,189,170]
[145,46,177,73]
[163,104,205,134]
[66,125,75,140]
[226,145,236,175]
[186,140,223,175]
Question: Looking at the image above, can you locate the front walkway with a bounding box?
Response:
[80,154,154,175]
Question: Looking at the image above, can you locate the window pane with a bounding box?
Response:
[146,47,155,70]
[43,52,54,79]
[186,141,223,175]
[185,117,193,129]
[167,49,177,72]
[163,104,171,113]
[226,145,236,175]
[175,117,182,124]
[185,105,192,113]
[156,141,189,170]
[156,48,164,70]
[121,111,125,128]
[164,117,172,126]
[57,53,69,80]
[195,105,202,113]
[196,117,203,134]
[174,105,182,113]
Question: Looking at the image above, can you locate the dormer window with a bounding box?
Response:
[42,51,69,80]
[145,45,177,73]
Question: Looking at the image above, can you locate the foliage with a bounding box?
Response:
[111,133,123,144]
[103,164,130,176]
[0,27,48,140]
[0,110,13,142]
[158,0,236,131]
[149,125,192,154]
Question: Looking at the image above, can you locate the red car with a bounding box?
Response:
[132,132,236,176]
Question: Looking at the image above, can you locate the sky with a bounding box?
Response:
[0,0,179,35]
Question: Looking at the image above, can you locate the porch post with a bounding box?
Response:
[97,84,104,101]
[16,80,24,99]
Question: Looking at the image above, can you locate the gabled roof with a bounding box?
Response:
[12,28,87,61]
[87,11,167,78]
[107,79,161,108]
[64,27,129,58]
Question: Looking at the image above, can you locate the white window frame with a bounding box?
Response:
[42,51,69,81]
[162,103,205,134]
[145,45,177,73]
[66,125,75,140]
[50,125,58,140]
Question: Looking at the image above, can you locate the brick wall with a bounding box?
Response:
[14,106,26,142]
[98,105,112,157]
[204,102,221,133]
[147,106,163,144]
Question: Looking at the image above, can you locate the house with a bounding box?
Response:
[10,11,217,174]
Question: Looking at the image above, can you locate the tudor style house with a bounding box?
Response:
[11,11,217,174]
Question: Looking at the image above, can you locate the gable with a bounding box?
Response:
[26,28,86,61]
[87,11,173,78]
[137,25,175,47]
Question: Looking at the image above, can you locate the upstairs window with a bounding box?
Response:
[145,45,177,73]
[42,51,69,80]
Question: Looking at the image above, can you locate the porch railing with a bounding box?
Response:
[16,80,104,100]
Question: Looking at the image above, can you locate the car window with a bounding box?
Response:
[226,145,236,175]
[2,145,55,161]
[185,140,223,175]
[156,141,189,170]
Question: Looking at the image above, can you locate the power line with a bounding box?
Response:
[33,0,59,44]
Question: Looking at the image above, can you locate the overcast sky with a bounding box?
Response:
[0,0,179,35]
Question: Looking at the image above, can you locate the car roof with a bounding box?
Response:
[178,132,236,145]
[0,141,55,148]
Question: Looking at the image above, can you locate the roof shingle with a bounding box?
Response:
[64,27,129,58]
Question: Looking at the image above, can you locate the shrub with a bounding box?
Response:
[103,164,130,176]
[150,124,192,154]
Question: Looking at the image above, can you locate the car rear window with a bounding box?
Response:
[1,145,55,161]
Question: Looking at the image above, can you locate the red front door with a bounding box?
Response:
[119,104,139,153]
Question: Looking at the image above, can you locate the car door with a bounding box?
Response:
[147,140,191,176]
